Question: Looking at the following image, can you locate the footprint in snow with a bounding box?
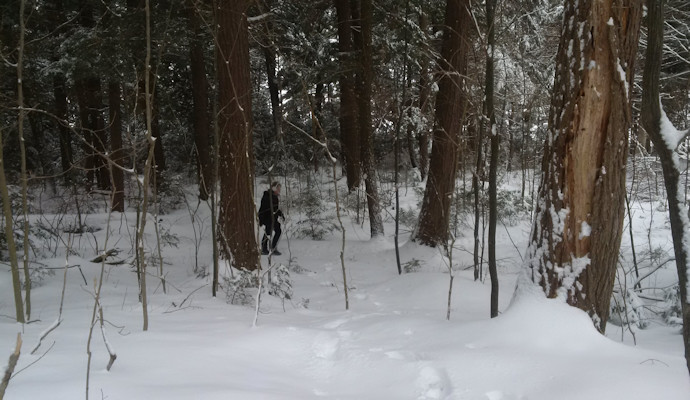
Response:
[485,390,526,400]
[312,332,340,360]
[385,350,424,361]
[322,318,348,329]
[416,364,452,400]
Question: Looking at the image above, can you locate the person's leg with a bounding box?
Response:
[262,225,273,253]
[271,222,282,250]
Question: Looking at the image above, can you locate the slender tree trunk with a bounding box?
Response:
[259,0,283,145]
[416,0,471,246]
[416,10,431,181]
[149,83,166,174]
[335,0,361,191]
[640,0,690,374]
[216,0,261,271]
[17,0,31,321]
[314,83,325,172]
[188,6,213,201]
[0,130,24,324]
[53,74,73,178]
[523,0,642,332]
[473,119,484,280]
[485,0,499,318]
[109,82,125,212]
[355,0,383,237]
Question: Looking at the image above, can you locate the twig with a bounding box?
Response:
[11,340,53,380]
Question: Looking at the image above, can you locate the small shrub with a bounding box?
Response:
[403,258,423,273]
[268,264,293,301]
[661,285,683,327]
[294,179,339,240]
[222,269,259,305]
[610,288,649,329]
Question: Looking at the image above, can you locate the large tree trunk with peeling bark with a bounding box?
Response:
[640,0,690,374]
[216,0,260,272]
[416,0,471,247]
[524,0,642,332]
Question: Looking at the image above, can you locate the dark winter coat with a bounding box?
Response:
[258,189,282,227]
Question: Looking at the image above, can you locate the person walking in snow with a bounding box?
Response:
[258,181,284,255]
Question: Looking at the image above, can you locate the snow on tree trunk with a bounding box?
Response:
[640,0,690,374]
[523,0,642,332]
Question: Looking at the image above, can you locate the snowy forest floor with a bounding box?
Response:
[1,168,689,399]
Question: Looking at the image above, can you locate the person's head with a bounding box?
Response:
[271,181,281,195]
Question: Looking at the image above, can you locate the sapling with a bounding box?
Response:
[86,146,121,399]
[30,233,73,355]
[0,333,21,400]
[0,125,24,323]
[16,0,31,320]
[286,113,349,310]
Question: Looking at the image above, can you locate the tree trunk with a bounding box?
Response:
[138,76,166,174]
[216,0,260,271]
[76,2,109,191]
[524,0,642,332]
[109,82,125,212]
[260,0,283,145]
[53,74,73,178]
[416,0,471,247]
[76,76,109,191]
[188,6,213,201]
[0,124,24,324]
[485,0,499,318]
[355,0,384,237]
[416,10,431,181]
[335,0,361,191]
[640,0,690,374]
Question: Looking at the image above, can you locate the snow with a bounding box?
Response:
[616,59,629,100]
[578,221,591,239]
[659,101,689,152]
[659,101,690,303]
[0,178,689,400]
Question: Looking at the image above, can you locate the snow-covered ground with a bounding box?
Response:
[1,174,689,399]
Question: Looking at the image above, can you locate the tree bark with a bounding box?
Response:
[485,0,499,318]
[640,0,690,374]
[524,0,642,332]
[260,0,283,144]
[416,0,471,246]
[0,125,24,323]
[188,6,213,201]
[109,82,125,212]
[355,0,384,237]
[53,74,73,178]
[216,0,260,271]
[335,0,361,191]
[416,10,431,181]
